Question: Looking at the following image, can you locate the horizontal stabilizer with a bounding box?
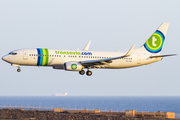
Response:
[149,54,177,58]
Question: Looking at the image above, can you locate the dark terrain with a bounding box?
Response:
[0,109,178,120]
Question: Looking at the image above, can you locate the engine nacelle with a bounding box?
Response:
[64,62,83,71]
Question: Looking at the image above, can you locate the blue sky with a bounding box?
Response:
[0,0,179,96]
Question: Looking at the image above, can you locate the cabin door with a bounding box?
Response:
[23,51,28,60]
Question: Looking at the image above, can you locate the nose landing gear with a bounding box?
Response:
[11,64,21,72]
[17,67,21,72]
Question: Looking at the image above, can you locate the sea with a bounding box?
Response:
[0,96,179,113]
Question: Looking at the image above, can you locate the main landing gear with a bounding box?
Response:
[79,69,92,76]
[86,71,92,76]
[79,70,85,75]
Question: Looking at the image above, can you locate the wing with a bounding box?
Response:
[80,45,135,68]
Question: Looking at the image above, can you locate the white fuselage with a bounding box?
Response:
[2,48,162,69]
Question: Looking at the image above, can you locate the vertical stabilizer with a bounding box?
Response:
[135,23,169,54]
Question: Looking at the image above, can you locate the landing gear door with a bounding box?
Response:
[23,51,28,60]
[137,55,141,64]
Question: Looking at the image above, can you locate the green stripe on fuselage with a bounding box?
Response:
[41,48,49,66]
[45,49,49,66]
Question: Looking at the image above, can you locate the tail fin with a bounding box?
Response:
[135,23,169,54]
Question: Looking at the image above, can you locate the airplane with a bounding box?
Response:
[2,23,176,76]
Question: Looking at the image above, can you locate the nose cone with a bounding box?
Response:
[2,55,9,62]
[2,56,4,61]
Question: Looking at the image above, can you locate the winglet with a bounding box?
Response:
[123,45,135,57]
[83,41,91,50]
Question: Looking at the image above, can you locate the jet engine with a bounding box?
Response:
[64,62,83,71]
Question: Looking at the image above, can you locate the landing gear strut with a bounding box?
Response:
[79,70,85,75]
[17,67,21,72]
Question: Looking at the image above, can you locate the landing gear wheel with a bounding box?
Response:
[86,71,92,76]
[17,68,21,72]
[79,70,85,75]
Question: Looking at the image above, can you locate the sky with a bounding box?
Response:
[0,0,179,96]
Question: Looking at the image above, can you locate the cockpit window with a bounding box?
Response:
[9,52,17,55]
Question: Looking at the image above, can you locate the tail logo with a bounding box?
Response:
[144,30,165,53]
